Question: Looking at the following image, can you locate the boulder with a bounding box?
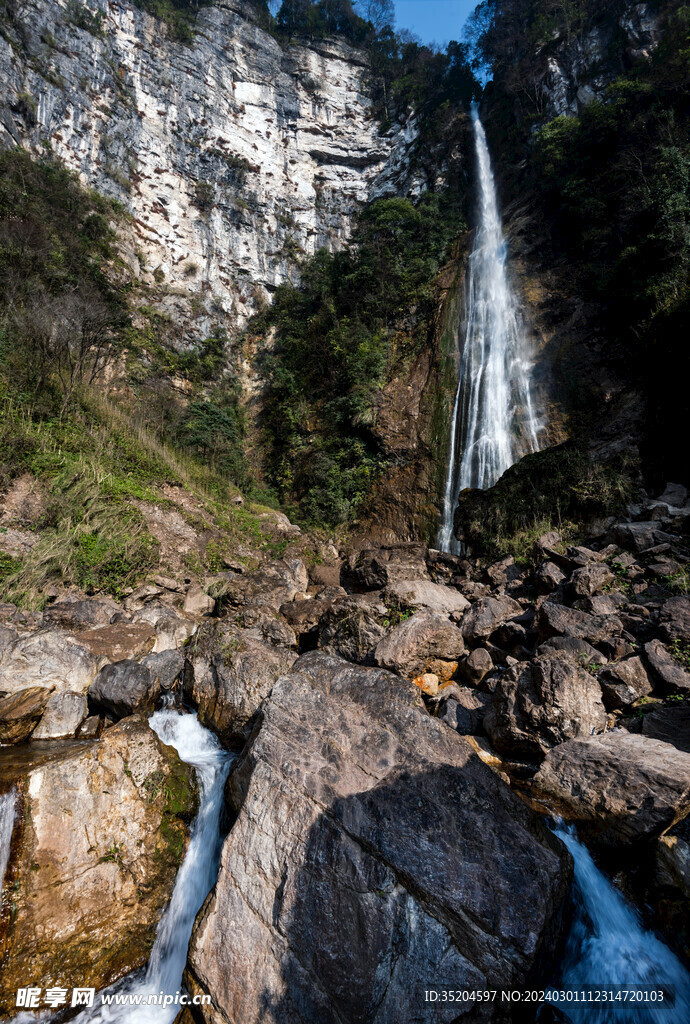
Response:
[42,597,121,631]
[532,731,690,845]
[439,686,492,735]
[384,579,469,615]
[32,691,88,740]
[0,630,99,696]
[141,649,185,691]
[0,717,196,1005]
[212,559,309,613]
[183,585,215,618]
[644,639,690,694]
[537,602,624,645]
[660,596,690,643]
[0,687,52,744]
[88,661,160,719]
[598,656,652,710]
[374,610,465,677]
[132,602,197,652]
[183,621,296,744]
[0,624,18,652]
[79,622,156,663]
[534,561,566,594]
[316,597,387,664]
[642,704,690,753]
[484,655,607,761]
[459,646,493,685]
[340,543,430,591]
[537,636,608,667]
[460,595,522,644]
[185,652,572,1023]
[568,563,615,598]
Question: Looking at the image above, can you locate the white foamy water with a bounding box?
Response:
[0,789,16,895]
[70,708,231,1024]
[552,824,690,1023]
[438,102,540,552]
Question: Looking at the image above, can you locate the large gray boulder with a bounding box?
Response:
[460,596,522,644]
[537,602,624,645]
[88,661,160,719]
[644,640,690,694]
[532,731,690,845]
[0,629,100,696]
[183,621,296,744]
[317,597,387,664]
[384,579,469,615]
[32,690,88,740]
[185,652,572,1023]
[484,654,607,761]
[374,610,465,677]
[598,656,652,710]
[340,543,430,591]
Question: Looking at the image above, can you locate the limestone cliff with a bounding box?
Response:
[0,0,421,341]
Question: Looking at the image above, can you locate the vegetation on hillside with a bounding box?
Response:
[253,191,466,527]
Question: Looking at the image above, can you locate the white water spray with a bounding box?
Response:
[0,789,16,895]
[438,103,540,552]
[552,824,690,1023]
[72,709,231,1024]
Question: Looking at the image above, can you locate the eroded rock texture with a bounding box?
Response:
[185,651,572,1024]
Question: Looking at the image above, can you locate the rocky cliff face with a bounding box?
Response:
[0,0,421,341]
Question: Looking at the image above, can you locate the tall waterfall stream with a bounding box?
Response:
[438,103,540,552]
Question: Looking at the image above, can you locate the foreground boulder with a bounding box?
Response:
[0,687,52,744]
[484,654,607,761]
[185,652,572,1022]
[0,717,196,1007]
[644,640,690,694]
[532,731,690,846]
[384,579,469,615]
[183,621,296,744]
[32,690,88,740]
[340,543,430,591]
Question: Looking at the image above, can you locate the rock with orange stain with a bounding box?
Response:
[413,672,439,696]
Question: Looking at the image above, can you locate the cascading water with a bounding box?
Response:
[552,824,690,1023]
[0,789,16,894]
[70,707,232,1024]
[438,102,540,552]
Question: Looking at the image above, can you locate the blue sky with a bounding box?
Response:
[393,0,477,46]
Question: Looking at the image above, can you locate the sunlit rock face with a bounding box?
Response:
[0,0,422,339]
[539,1,662,118]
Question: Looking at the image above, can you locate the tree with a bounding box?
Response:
[356,0,393,31]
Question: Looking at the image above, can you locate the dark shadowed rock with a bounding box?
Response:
[185,652,572,1023]
[374,610,465,677]
[484,655,607,761]
[439,686,492,735]
[141,649,184,691]
[614,522,677,552]
[32,691,88,740]
[317,597,387,664]
[42,597,121,631]
[183,621,296,743]
[0,687,52,744]
[340,543,430,592]
[568,563,615,598]
[88,661,159,719]
[644,639,690,694]
[537,636,608,666]
[460,646,494,685]
[534,561,566,594]
[642,704,690,753]
[598,656,652,710]
[460,595,522,644]
[537,602,624,645]
[660,597,690,643]
[532,731,690,845]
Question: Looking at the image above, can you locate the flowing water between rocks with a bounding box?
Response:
[438,103,541,553]
[0,789,15,895]
[68,708,232,1024]
[550,824,690,1023]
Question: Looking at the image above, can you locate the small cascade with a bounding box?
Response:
[71,708,232,1024]
[438,102,540,552]
[552,824,690,1023]
[0,789,16,895]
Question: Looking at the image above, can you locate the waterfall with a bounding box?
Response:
[552,824,690,1023]
[71,709,232,1024]
[0,789,16,896]
[438,102,540,552]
